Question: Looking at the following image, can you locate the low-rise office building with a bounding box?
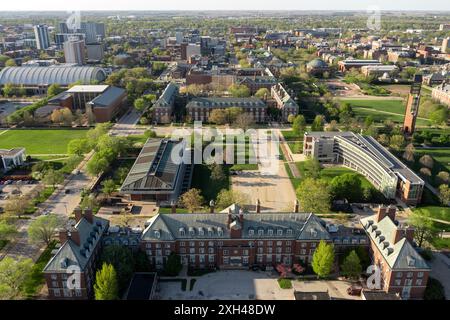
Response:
[361,65,399,78]
[152,82,178,124]
[360,206,430,299]
[120,138,192,204]
[186,97,266,123]
[431,83,450,107]
[43,208,109,300]
[338,59,381,72]
[303,132,424,205]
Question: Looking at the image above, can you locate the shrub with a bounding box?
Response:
[424,277,446,300]
[277,278,292,289]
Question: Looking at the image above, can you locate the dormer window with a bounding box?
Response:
[277,229,283,236]
[248,229,255,236]
[154,230,161,239]
[268,229,273,236]
[258,229,264,236]
[207,227,213,237]
[286,229,293,236]
[198,227,204,236]
[189,227,195,237]
[179,228,185,237]
[310,228,318,237]
[217,227,223,237]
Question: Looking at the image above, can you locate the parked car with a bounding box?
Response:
[65,189,71,194]
[347,285,362,296]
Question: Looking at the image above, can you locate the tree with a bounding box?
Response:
[5,58,16,67]
[227,107,244,123]
[228,84,250,98]
[311,115,324,131]
[133,97,150,112]
[419,155,434,169]
[436,171,449,185]
[2,83,15,97]
[94,263,119,300]
[420,167,432,177]
[100,245,134,292]
[47,84,63,97]
[377,134,390,146]
[402,143,415,162]
[42,169,64,188]
[144,130,157,139]
[438,184,450,205]
[0,220,17,241]
[312,240,335,278]
[389,134,405,151]
[233,112,254,131]
[28,214,63,245]
[0,257,33,299]
[4,196,30,219]
[292,115,306,136]
[87,156,109,176]
[408,209,438,247]
[329,173,363,202]
[210,164,226,182]
[216,189,249,209]
[101,179,116,198]
[302,158,321,179]
[429,108,448,125]
[296,178,331,213]
[67,138,91,156]
[424,277,446,300]
[254,88,270,99]
[164,252,182,276]
[179,188,204,213]
[209,109,228,125]
[340,250,362,280]
[287,114,295,124]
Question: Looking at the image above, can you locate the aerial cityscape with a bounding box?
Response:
[0,1,449,307]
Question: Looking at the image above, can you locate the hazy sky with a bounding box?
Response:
[2,0,449,11]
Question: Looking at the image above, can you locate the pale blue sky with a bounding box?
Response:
[2,0,449,11]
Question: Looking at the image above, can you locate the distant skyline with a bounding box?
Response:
[1,0,450,12]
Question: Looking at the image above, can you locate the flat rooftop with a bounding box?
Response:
[67,85,109,93]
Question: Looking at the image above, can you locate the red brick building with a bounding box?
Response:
[360,206,430,300]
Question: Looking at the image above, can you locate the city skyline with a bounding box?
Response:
[1,0,450,12]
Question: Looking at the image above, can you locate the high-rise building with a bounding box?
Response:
[33,25,50,50]
[64,39,86,65]
[442,37,450,54]
[403,74,423,135]
[80,22,105,44]
[86,43,104,62]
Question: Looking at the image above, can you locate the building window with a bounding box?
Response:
[311,243,317,248]
[309,249,315,255]
[199,248,205,254]
[277,229,283,236]
[407,272,413,278]
[51,274,57,280]
[267,247,273,254]
[223,257,229,265]
[396,272,403,278]
[208,241,214,247]
[53,289,61,297]
[416,279,422,286]
[146,250,152,256]
[286,241,291,246]
[165,250,171,256]
[301,243,307,248]
[199,255,205,263]
[276,241,282,246]
[189,248,195,254]
[156,250,162,256]
[52,281,58,287]
[243,250,249,256]
[189,242,195,247]
[190,255,196,263]
[180,242,185,247]
[258,247,263,254]
[257,256,263,263]
[249,229,255,236]
[180,248,186,254]
[276,247,282,254]
[267,241,273,247]
[258,229,264,236]
[208,247,214,254]
[243,257,249,264]
[258,241,264,246]
[286,247,291,253]
[165,244,171,248]
[223,249,229,255]
[286,229,293,236]
[418,272,424,278]
[268,229,273,236]
[155,244,161,249]
[395,279,401,286]
[75,289,82,297]
[301,249,306,255]
[209,255,214,262]
[405,279,413,286]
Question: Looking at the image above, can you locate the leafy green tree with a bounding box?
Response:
[209,109,228,125]
[164,252,182,276]
[340,250,362,280]
[210,164,226,182]
[100,245,134,292]
[438,184,450,205]
[101,179,116,199]
[67,138,91,156]
[42,169,64,188]
[5,59,16,67]
[0,257,33,299]
[311,115,324,131]
[292,115,306,136]
[329,173,363,202]
[0,220,17,242]
[180,188,204,213]
[94,263,119,300]
[228,84,250,98]
[216,189,249,209]
[424,277,446,300]
[47,84,63,97]
[408,209,438,247]
[254,88,270,99]
[28,214,63,245]
[144,130,157,139]
[312,240,335,278]
[2,83,15,97]
[389,135,405,151]
[429,108,448,125]
[302,158,321,179]
[296,178,331,213]
[87,156,109,176]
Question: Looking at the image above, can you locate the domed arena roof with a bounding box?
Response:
[307,58,328,68]
[0,66,107,86]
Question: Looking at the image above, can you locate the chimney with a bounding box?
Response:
[405,227,415,243]
[256,199,261,213]
[68,229,81,246]
[376,205,388,222]
[239,208,244,223]
[209,200,215,213]
[227,209,233,229]
[387,205,397,222]
[294,199,299,213]
[84,208,93,224]
[59,229,69,244]
[74,207,82,222]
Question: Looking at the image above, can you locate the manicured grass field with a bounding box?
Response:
[191,164,231,202]
[281,130,303,154]
[342,99,431,126]
[414,206,450,223]
[0,129,88,154]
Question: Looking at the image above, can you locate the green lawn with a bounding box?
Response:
[281,130,303,154]
[414,206,450,223]
[342,99,432,126]
[191,164,231,202]
[0,129,88,154]
[408,148,450,187]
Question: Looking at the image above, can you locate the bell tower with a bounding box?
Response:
[403,74,423,135]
